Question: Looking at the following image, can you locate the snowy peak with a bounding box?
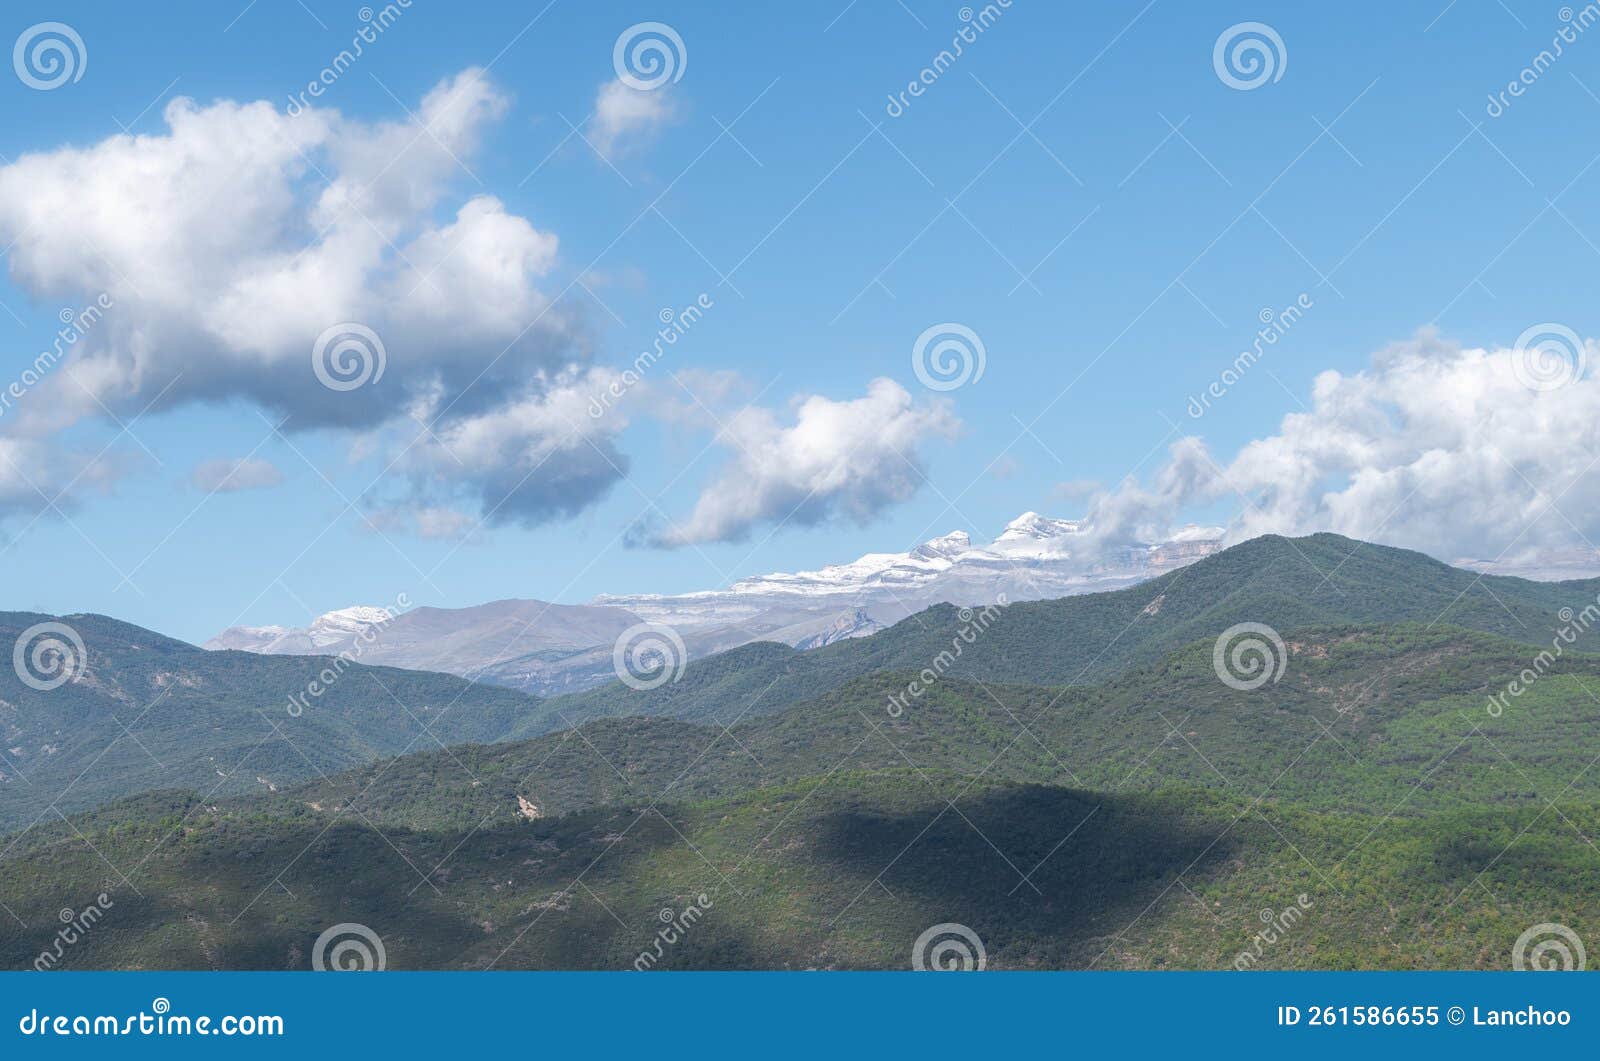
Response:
[910,530,972,561]
[306,605,393,646]
[207,510,1226,698]
[207,605,395,655]
[996,511,1085,544]
[608,511,1223,617]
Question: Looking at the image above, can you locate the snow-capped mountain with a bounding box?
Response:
[205,513,1223,695]
[205,606,395,654]
[599,512,1223,624]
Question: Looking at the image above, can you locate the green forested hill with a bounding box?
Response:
[0,611,544,831]
[4,621,1597,970]
[538,532,1600,729]
[259,624,1600,834]
[3,771,1594,972]
[5,532,1591,831]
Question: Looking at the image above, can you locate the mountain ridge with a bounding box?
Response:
[204,510,1224,694]
[11,532,1598,832]
[536,531,1600,729]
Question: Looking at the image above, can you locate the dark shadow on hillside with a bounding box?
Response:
[805,783,1242,968]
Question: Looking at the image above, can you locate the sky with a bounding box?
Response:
[1,0,1598,643]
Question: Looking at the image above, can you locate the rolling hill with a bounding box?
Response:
[536,532,1600,729]
[0,611,544,832]
[4,620,1597,970]
[5,530,1597,832]
[248,623,1600,830]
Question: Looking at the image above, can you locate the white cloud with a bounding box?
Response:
[0,69,570,433]
[0,68,630,529]
[1087,328,1600,567]
[591,79,674,157]
[394,367,630,528]
[191,457,284,493]
[652,378,960,546]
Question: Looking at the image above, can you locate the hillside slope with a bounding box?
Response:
[5,531,1592,830]
[5,775,1594,971]
[538,532,1600,729]
[275,624,1600,831]
[4,622,1597,970]
[0,612,544,832]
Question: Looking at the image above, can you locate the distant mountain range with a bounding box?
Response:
[8,530,1600,970]
[11,531,1598,836]
[206,512,1224,694]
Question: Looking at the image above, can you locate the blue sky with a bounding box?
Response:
[1,0,1598,642]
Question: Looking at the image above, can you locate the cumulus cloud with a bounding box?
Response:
[0,69,572,432]
[1084,328,1600,567]
[651,378,960,547]
[590,79,674,157]
[191,457,284,493]
[0,69,630,528]
[394,367,630,528]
